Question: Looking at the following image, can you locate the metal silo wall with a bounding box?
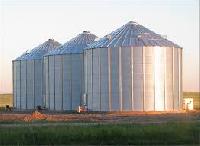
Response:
[44,56,49,108]
[133,47,144,111]
[179,48,183,110]
[84,52,88,104]
[165,47,173,110]
[86,49,93,110]
[92,48,101,111]
[44,54,84,111]
[49,56,55,110]
[20,61,27,109]
[110,47,120,111]
[34,60,43,107]
[13,61,17,108]
[54,55,63,110]
[42,58,46,108]
[85,46,182,111]
[173,48,179,110]
[85,48,110,111]
[15,61,21,108]
[143,47,154,111]
[63,55,72,110]
[100,48,109,111]
[26,60,34,109]
[154,47,165,111]
[121,47,132,111]
[71,54,82,110]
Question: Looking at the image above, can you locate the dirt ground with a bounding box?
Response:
[0,110,200,124]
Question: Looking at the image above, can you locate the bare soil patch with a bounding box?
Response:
[0,110,200,124]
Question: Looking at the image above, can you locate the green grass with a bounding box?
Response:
[0,122,199,145]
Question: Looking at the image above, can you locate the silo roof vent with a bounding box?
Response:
[127,21,138,25]
[83,31,90,33]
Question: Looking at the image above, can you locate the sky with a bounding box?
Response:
[0,0,199,93]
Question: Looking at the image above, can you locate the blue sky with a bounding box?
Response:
[0,0,199,93]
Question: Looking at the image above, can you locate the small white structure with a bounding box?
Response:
[183,98,193,110]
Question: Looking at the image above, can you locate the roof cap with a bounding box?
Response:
[83,31,90,33]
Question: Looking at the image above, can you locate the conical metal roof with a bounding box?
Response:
[15,39,61,60]
[87,21,180,49]
[46,31,97,56]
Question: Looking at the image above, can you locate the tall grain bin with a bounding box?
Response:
[44,31,97,111]
[13,39,61,109]
[84,21,182,111]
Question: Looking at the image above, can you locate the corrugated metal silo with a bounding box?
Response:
[84,21,182,111]
[44,31,97,111]
[13,39,61,109]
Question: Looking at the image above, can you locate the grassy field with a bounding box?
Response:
[0,93,199,145]
[0,122,199,145]
[0,94,12,107]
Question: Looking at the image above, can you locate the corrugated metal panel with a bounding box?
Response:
[71,54,82,110]
[49,56,55,110]
[144,47,154,111]
[84,51,88,104]
[110,47,120,111]
[121,47,132,111]
[63,55,72,110]
[100,48,109,111]
[20,61,27,109]
[173,48,179,110]
[44,56,49,108]
[85,46,181,111]
[26,60,34,109]
[154,47,165,111]
[87,49,93,110]
[92,48,100,111]
[13,61,17,108]
[34,60,43,107]
[179,48,183,110]
[15,61,21,108]
[165,47,173,110]
[133,47,143,111]
[54,55,63,110]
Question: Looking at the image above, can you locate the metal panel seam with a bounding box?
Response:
[131,47,134,110]
[99,49,102,111]
[54,56,56,110]
[119,47,122,111]
[164,48,166,110]
[143,47,145,111]
[108,48,112,111]
[172,47,174,110]
[26,61,27,109]
[20,61,21,109]
[61,55,64,110]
